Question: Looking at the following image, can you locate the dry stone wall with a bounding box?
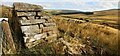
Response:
[13,3,58,48]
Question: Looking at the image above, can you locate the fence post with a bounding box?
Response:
[0,21,2,56]
[0,18,16,54]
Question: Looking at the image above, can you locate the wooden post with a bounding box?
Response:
[1,19,16,53]
[0,22,2,56]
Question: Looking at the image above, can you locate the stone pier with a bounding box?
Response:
[13,2,58,48]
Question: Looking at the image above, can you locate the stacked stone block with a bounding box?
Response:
[13,2,58,48]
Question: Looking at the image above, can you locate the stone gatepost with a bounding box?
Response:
[13,2,58,48]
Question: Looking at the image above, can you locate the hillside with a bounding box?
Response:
[57,9,119,30]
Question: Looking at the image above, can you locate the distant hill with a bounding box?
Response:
[93,9,119,15]
[44,9,93,15]
[45,9,119,16]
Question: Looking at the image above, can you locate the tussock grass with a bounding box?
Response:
[53,16,119,55]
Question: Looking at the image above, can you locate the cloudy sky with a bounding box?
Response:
[1,0,120,11]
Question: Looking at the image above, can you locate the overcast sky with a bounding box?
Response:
[1,0,120,12]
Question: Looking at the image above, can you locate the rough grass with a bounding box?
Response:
[60,13,119,30]
[21,15,118,55]
[0,5,12,18]
[18,14,118,55]
[52,15,119,55]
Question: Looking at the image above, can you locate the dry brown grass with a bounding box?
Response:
[0,5,12,18]
[53,15,119,55]
[60,13,119,30]
[0,7,2,17]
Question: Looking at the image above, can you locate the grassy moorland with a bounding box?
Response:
[51,15,119,55]
[1,5,119,56]
[26,15,119,55]
[27,11,119,55]
[58,9,119,30]
[49,9,119,55]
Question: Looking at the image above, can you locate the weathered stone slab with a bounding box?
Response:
[34,33,47,40]
[35,16,41,19]
[21,17,28,20]
[41,16,50,19]
[27,16,35,20]
[23,33,47,43]
[43,23,56,27]
[14,2,43,11]
[24,32,37,37]
[20,19,46,25]
[46,19,54,22]
[24,37,36,43]
[24,37,28,43]
[17,12,36,16]
[38,12,42,16]
[39,24,44,28]
[21,25,40,33]
[24,33,47,43]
